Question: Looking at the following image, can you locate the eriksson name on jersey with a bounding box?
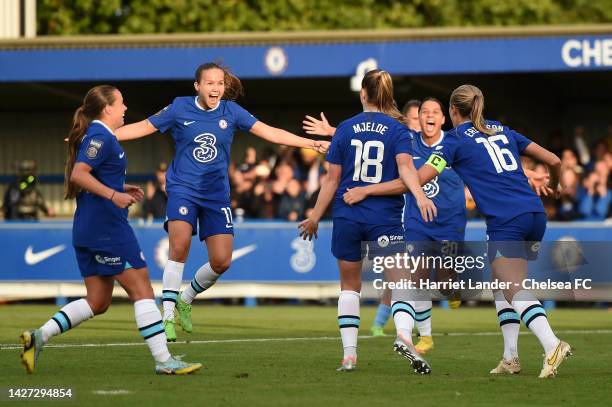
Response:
[352,122,389,135]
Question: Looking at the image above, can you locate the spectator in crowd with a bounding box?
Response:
[573,126,591,167]
[586,139,610,173]
[251,181,277,219]
[278,179,306,221]
[2,160,54,220]
[237,147,258,182]
[142,162,168,219]
[556,167,580,221]
[560,148,583,175]
[578,160,611,220]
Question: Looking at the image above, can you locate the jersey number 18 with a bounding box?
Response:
[351,139,384,183]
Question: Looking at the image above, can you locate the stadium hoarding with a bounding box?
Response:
[0,29,611,82]
[1,221,611,302]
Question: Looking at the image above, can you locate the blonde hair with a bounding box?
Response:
[361,69,408,127]
[450,84,495,136]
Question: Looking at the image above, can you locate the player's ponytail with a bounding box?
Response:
[361,69,407,127]
[64,85,117,199]
[450,84,495,136]
[195,62,244,101]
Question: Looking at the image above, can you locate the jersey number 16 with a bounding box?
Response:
[351,139,384,183]
[475,135,518,173]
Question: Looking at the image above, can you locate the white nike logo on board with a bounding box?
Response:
[24,245,66,265]
[184,121,195,126]
[231,244,257,261]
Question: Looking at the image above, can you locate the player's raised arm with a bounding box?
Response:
[115,119,158,141]
[250,121,329,154]
[302,112,336,137]
[298,163,341,240]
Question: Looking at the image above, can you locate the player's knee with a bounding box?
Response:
[87,298,111,315]
[169,242,189,262]
[130,283,155,302]
[210,257,231,274]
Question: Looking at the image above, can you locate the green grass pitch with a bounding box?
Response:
[1,304,611,406]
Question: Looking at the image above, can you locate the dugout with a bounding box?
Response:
[1,25,611,216]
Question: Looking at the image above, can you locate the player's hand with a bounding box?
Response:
[111,192,137,209]
[528,173,553,197]
[124,184,145,202]
[343,187,368,205]
[303,112,335,137]
[312,140,330,154]
[298,217,319,241]
[416,196,437,222]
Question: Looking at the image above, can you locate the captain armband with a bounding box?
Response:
[425,154,447,174]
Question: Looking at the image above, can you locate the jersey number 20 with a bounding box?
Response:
[475,135,517,173]
[351,139,384,183]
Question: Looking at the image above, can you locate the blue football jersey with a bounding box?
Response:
[429,120,544,229]
[148,97,258,201]
[405,130,466,239]
[326,112,412,225]
[73,120,137,247]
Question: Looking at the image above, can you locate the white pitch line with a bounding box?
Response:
[92,390,132,395]
[1,329,611,351]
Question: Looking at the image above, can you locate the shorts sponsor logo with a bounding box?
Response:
[179,206,189,215]
[219,119,228,129]
[531,242,541,252]
[95,255,122,266]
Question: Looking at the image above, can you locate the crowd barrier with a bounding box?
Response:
[1,221,610,302]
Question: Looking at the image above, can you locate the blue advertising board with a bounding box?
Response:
[1,35,611,82]
[1,221,611,284]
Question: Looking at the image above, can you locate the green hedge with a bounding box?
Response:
[38,0,612,35]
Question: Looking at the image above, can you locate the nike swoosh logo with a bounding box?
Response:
[231,244,257,261]
[413,157,421,160]
[119,152,125,159]
[547,344,561,366]
[184,121,195,126]
[24,245,66,265]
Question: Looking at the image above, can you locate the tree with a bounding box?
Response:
[37,0,612,36]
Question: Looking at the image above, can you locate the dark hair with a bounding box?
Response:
[64,85,117,199]
[194,62,244,101]
[401,99,421,116]
[450,84,495,136]
[361,69,407,126]
[419,97,444,113]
